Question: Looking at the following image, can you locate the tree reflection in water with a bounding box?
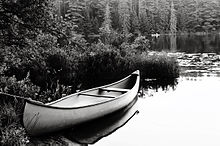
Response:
[141,78,178,97]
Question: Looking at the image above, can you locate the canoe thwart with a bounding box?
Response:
[78,93,115,98]
[99,87,130,93]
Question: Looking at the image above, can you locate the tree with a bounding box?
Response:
[73,0,104,42]
[118,0,130,34]
[130,0,140,34]
[110,0,121,30]
[102,0,112,33]
[170,0,177,34]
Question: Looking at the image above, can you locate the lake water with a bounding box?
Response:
[64,64,220,146]
[150,34,220,54]
[92,71,220,146]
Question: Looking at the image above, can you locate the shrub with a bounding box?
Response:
[78,49,134,89]
[0,75,39,100]
[2,33,81,100]
[119,35,150,57]
[0,98,29,146]
[132,36,150,52]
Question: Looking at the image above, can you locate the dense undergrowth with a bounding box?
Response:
[0,33,179,145]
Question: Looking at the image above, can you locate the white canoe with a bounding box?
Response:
[23,70,140,136]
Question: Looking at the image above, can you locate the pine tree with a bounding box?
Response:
[138,0,146,19]
[118,0,131,34]
[130,0,140,34]
[65,0,86,25]
[170,0,177,52]
[170,1,177,34]
[102,0,112,33]
[75,0,104,42]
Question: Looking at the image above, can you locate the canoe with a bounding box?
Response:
[23,70,140,136]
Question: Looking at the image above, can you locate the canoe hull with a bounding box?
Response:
[23,71,140,136]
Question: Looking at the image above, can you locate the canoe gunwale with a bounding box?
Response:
[26,71,140,110]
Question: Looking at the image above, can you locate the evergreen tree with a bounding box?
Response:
[73,0,104,42]
[118,0,130,34]
[102,0,112,33]
[170,0,177,34]
[138,0,146,18]
[110,0,121,30]
[130,0,140,34]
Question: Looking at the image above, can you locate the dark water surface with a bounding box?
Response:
[150,34,220,54]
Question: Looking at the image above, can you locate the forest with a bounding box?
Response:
[56,0,220,42]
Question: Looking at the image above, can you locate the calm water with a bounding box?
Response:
[65,68,220,146]
[150,34,220,54]
[93,74,220,146]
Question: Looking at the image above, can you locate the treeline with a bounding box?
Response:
[56,0,220,40]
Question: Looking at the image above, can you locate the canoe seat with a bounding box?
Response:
[78,93,115,98]
[99,87,130,93]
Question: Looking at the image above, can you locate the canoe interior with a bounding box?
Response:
[46,74,138,108]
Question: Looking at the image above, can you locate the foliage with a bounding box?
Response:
[0,0,55,46]
[101,0,112,33]
[78,48,134,89]
[77,39,178,90]
[120,35,150,56]
[0,75,39,99]
[132,36,151,51]
[136,52,180,79]
[2,33,81,101]
[0,98,29,146]
[118,0,131,34]
[69,0,105,43]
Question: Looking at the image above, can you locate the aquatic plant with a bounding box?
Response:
[137,52,180,79]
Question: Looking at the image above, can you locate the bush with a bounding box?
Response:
[119,35,150,57]
[2,33,81,100]
[78,49,134,89]
[0,98,29,146]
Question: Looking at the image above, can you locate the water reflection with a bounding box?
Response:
[142,78,178,92]
[180,66,220,77]
[62,64,219,145]
[94,75,220,146]
[170,34,177,52]
[63,97,139,144]
[72,67,220,146]
[151,34,220,54]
